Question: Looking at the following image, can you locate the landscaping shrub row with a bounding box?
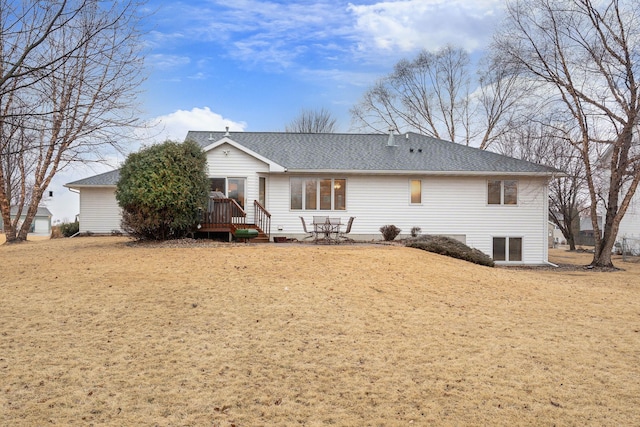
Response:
[406,235,495,267]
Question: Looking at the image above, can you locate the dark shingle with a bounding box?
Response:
[187,131,560,174]
[68,132,561,187]
[65,169,121,187]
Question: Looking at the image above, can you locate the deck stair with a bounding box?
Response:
[236,223,270,243]
[198,197,271,243]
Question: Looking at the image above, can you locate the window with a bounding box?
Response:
[209,178,246,208]
[410,179,422,204]
[488,180,518,205]
[228,178,245,209]
[290,178,346,210]
[210,178,225,193]
[258,177,266,206]
[493,237,522,262]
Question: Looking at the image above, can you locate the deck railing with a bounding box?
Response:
[253,200,271,239]
[200,198,246,230]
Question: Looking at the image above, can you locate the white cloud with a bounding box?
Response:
[147,53,191,69]
[348,0,504,54]
[142,106,247,142]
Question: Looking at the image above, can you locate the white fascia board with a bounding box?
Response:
[63,184,117,189]
[280,169,562,177]
[202,137,286,172]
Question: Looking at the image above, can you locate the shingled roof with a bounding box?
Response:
[187,131,560,175]
[66,132,561,187]
[65,169,121,187]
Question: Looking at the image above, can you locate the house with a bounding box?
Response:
[65,130,561,264]
[588,145,640,250]
[615,194,640,247]
[0,206,53,234]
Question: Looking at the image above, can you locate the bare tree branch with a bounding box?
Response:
[494,0,640,267]
[285,107,337,133]
[350,46,525,148]
[0,0,146,243]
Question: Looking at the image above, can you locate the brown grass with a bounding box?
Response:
[1,236,640,426]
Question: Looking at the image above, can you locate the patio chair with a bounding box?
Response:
[313,216,329,226]
[339,216,355,242]
[300,216,316,240]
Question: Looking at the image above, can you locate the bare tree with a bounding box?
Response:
[285,108,337,133]
[494,0,640,267]
[0,0,145,243]
[496,119,589,250]
[350,45,525,149]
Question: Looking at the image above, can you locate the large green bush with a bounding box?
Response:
[115,140,209,240]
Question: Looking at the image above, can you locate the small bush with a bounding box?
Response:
[410,226,421,237]
[380,224,401,241]
[59,221,79,237]
[406,235,494,267]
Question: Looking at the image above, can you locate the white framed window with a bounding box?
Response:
[290,177,346,211]
[410,179,422,204]
[493,237,523,262]
[488,180,518,205]
[258,176,266,207]
[209,177,246,209]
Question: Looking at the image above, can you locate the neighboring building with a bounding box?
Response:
[65,131,561,265]
[548,221,564,247]
[0,206,53,234]
[588,145,640,249]
[65,169,122,235]
[616,194,640,242]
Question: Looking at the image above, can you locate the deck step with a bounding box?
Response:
[198,223,271,242]
[234,224,270,243]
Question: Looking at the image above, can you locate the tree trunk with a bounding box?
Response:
[591,236,616,268]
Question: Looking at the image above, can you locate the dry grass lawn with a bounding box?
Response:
[1,236,639,426]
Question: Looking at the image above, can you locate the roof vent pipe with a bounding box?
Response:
[224,126,230,137]
[387,128,397,147]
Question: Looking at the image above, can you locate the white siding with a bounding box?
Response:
[79,187,122,234]
[267,174,550,264]
[206,143,269,223]
[617,192,640,241]
[72,146,552,264]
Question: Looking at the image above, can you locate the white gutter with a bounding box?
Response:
[280,169,559,177]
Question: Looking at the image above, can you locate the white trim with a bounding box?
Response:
[487,179,519,206]
[492,236,524,263]
[202,137,286,172]
[283,169,559,177]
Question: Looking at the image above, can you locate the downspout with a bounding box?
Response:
[544,175,558,268]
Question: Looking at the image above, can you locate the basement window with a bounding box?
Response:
[493,237,522,262]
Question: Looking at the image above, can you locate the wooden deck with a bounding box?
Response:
[199,198,271,242]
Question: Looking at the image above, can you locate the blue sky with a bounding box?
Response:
[51,0,506,221]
